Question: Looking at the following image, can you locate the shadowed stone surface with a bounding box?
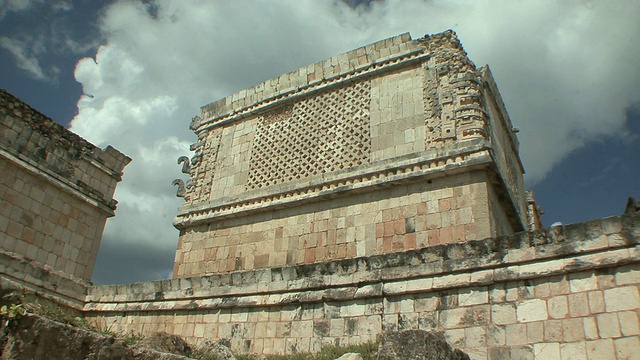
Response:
[200,341,237,360]
[0,313,191,360]
[377,330,470,360]
[139,332,192,357]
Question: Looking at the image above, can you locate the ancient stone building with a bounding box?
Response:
[172,30,540,278]
[0,89,130,304]
[1,32,638,360]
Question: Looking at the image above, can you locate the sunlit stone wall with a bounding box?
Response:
[172,31,531,277]
[87,214,640,358]
[0,89,129,301]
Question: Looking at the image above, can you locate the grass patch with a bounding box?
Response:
[25,298,144,346]
[25,299,87,329]
[235,341,378,360]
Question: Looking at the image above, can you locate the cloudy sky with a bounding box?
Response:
[1,0,638,285]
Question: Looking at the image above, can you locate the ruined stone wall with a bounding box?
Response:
[86,214,640,359]
[486,184,515,239]
[0,89,130,298]
[173,31,529,277]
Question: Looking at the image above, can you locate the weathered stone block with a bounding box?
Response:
[544,320,563,342]
[568,272,598,292]
[505,323,527,345]
[487,347,509,360]
[617,311,640,336]
[562,318,585,342]
[586,339,615,359]
[458,286,488,306]
[614,264,640,285]
[586,291,605,314]
[560,341,587,359]
[547,296,568,319]
[604,286,640,312]
[596,312,621,338]
[601,216,623,235]
[440,307,469,329]
[533,342,560,360]
[516,299,548,323]
[486,325,505,347]
[492,303,517,325]
[614,336,640,360]
[568,292,590,317]
[526,322,544,344]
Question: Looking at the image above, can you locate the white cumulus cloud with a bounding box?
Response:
[69,0,640,284]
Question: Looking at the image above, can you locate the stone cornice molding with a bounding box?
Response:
[173,140,493,228]
[0,148,117,216]
[0,249,88,310]
[480,66,524,172]
[194,33,428,132]
[86,214,640,312]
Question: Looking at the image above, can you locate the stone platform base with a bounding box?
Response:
[2,214,639,358]
[80,214,640,358]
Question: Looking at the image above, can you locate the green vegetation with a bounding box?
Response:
[0,303,26,324]
[235,341,378,360]
[27,299,87,328]
[21,297,145,346]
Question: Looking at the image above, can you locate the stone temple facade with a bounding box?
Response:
[172,30,541,278]
[1,31,639,359]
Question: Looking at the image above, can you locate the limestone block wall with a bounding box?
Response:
[1,158,110,280]
[0,89,130,294]
[173,31,530,277]
[86,214,640,359]
[174,169,498,277]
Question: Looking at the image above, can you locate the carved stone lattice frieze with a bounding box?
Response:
[246,80,371,189]
[185,130,222,202]
[172,179,186,198]
[419,31,488,148]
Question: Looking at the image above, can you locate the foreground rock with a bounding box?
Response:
[335,353,363,360]
[201,341,237,360]
[377,330,470,360]
[139,332,192,357]
[0,313,191,360]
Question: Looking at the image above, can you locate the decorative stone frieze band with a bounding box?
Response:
[195,33,425,131]
[0,249,88,310]
[0,148,117,215]
[0,89,131,211]
[174,141,492,227]
[88,213,639,311]
[85,247,639,313]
